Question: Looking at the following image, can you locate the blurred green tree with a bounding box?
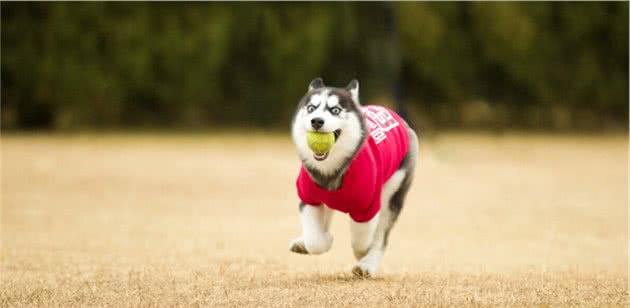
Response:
[1,2,627,131]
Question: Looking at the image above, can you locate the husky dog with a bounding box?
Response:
[289,78,419,277]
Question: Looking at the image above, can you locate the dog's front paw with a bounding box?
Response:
[352,263,375,278]
[352,256,381,278]
[289,234,333,255]
[303,233,333,255]
[289,238,308,254]
[352,264,373,278]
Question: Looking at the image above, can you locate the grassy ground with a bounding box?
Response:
[1,133,628,307]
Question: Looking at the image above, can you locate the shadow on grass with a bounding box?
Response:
[287,272,389,284]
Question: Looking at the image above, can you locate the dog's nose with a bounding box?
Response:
[311,118,325,130]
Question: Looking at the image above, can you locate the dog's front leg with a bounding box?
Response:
[289,202,334,255]
[349,212,385,278]
[351,208,396,278]
[349,212,379,260]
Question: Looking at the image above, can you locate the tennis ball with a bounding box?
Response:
[306,131,335,154]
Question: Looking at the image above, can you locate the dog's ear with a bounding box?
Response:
[308,78,324,91]
[346,79,359,103]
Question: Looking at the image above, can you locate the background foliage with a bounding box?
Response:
[1,2,628,131]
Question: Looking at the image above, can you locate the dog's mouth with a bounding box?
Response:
[313,152,329,161]
[312,129,341,161]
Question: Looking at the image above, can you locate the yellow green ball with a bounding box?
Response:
[306,131,335,154]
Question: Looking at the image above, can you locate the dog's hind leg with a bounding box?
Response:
[289,203,334,255]
[351,127,419,277]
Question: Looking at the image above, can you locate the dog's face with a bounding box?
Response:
[292,78,366,175]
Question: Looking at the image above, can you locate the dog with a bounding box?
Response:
[289,78,419,277]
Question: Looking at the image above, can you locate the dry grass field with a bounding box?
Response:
[1,133,628,307]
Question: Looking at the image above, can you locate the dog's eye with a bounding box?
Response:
[330,107,342,115]
[306,105,316,113]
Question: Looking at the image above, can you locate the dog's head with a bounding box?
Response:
[292,78,367,175]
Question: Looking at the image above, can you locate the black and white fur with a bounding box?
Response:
[289,78,419,278]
